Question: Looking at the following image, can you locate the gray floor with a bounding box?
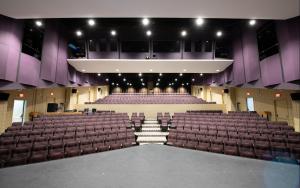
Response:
[0,145,299,188]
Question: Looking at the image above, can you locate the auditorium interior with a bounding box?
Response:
[0,1,299,188]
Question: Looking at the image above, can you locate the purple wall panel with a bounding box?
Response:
[232,36,246,86]
[55,35,68,85]
[0,16,23,82]
[183,52,213,59]
[260,54,283,86]
[224,65,233,83]
[242,30,260,82]
[277,18,300,82]
[40,22,59,82]
[18,53,41,86]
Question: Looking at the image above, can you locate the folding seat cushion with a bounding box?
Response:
[185,141,198,149]
[17,138,33,148]
[224,140,239,156]
[270,141,290,158]
[110,142,122,150]
[5,156,27,167]
[209,140,224,153]
[94,142,109,152]
[0,148,10,163]
[48,143,64,160]
[29,148,48,163]
[34,136,49,145]
[254,141,273,160]
[11,146,30,159]
[196,138,210,151]
[239,143,256,158]
[0,138,16,149]
[63,133,76,142]
[80,140,96,154]
[287,138,300,148]
[65,141,81,157]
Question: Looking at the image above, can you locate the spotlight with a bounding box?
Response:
[175,78,178,82]
[118,73,122,76]
[112,83,115,86]
[116,83,119,86]
[123,78,126,82]
[146,30,152,36]
[50,92,54,96]
[138,73,142,77]
[183,69,187,72]
[216,69,220,72]
[105,78,109,82]
[200,73,203,76]
[156,83,159,86]
[127,83,129,85]
[82,69,86,72]
[88,19,95,26]
[149,69,153,72]
[249,19,256,26]
[157,79,160,81]
[142,18,150,26]
[140,78,143,81]
[216,31,223,37]
[97,73,101,76]
[159,73,163,76]
[35,20,43,27]
[195,18,204,26]
[116,69,119,72]
[192,78,195,82]
[179,73,183,76]
[130,83,132,86]
[181,30,187,37]
[111,30,117,36]
[142,83,145,86]
[186,83,189,85]
[76,30,83,37]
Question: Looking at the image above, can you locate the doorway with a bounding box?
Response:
[246,97,255,111]
[274,99,289,122]
[12,100,26,123]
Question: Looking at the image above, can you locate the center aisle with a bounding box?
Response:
[135,120,168,144]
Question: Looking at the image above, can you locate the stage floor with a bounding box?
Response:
[0,145,299,188]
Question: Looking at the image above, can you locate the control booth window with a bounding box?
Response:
[21,20,45,60]
[153,40,180,52]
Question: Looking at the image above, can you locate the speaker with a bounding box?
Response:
[290,93,300,101]
[223,89,229,93]
[0,93,9,101]
[47,103,58,112]
[72,89,77,94]
[200,88,203,91]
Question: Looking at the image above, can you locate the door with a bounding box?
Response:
[246,97,255,111]
[12,100,26,123]
[274,99,289,122]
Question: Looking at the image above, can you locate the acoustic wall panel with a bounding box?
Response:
[40,21,59,82]
[18,53,41,86]
[260,54,283,86]
[232,36,246,86]
[277,18,300,83]
[55,34,68,85]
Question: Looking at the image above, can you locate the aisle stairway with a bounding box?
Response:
[135,120,168,144]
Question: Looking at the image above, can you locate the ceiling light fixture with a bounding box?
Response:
[105,78,109,82]
[216,31,223,37]
[159,73,162,76]
[88,19,95,26]
[35,20,43,27]
[76,30,83,37]
[179,73,183,76]
[142,18,150,26]
[200,73,203,76]
[249,19,256,26]
[146,30,152,36]
[111,30,117,36]
[82,69,86,72]
[149,69,153,72]
[138,73,142,77]
[216,69,220,72]
[97,73,101,76]
[181,30,187,37]
[195,18,204,26]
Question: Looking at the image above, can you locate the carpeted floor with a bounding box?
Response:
[0,144,299,188]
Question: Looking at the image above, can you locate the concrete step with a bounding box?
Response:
[137,136,167,143]
[135,132,169,136]
[141,127,161,132]
[142,124,161,128]
[144,120,159,124]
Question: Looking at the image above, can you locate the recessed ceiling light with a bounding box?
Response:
[76,30,83,37]
[116,69,119,72]
[216,69,220,72]
[179,73,183,76]
[138,73,142,77]
[169,83,171,86]
[35,20,43,27]
[105,78,109,82]
[140,78,143,81]
[146,30,152,36]
[123,78,126,82]
[157,78,160,81]
[200,73,203,76]
[195,18,204,26]
[182,83,184,86]
[111,30,117,36]
[249,19,256,26]
[216,31,223,37]
[175,78,178,81]
[82,69,86,72]
[142,83,145,86]
[159,73,162,76]
[127,83,129,85]
[186,83,189,85]
[116,83,119,86]
[88,19,95,26]
[192,78,195,82]
[97,73,101,76]
[181,30,187,37]
[149,69,153,72]
[183,69,187,72]
[142,18,150,26]
[156,83,159,86]
[130,83,132,86]
[118,73,122,76]
[112,82,115,85]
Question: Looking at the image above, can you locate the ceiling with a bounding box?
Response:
[0,0,299,19]
[67,59,233,73]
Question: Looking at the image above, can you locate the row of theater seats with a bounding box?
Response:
[92,93,214,104]
[0,112,137,168]
[131,113,145,131]
[167,111,300,164]
[157,112,171,131]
